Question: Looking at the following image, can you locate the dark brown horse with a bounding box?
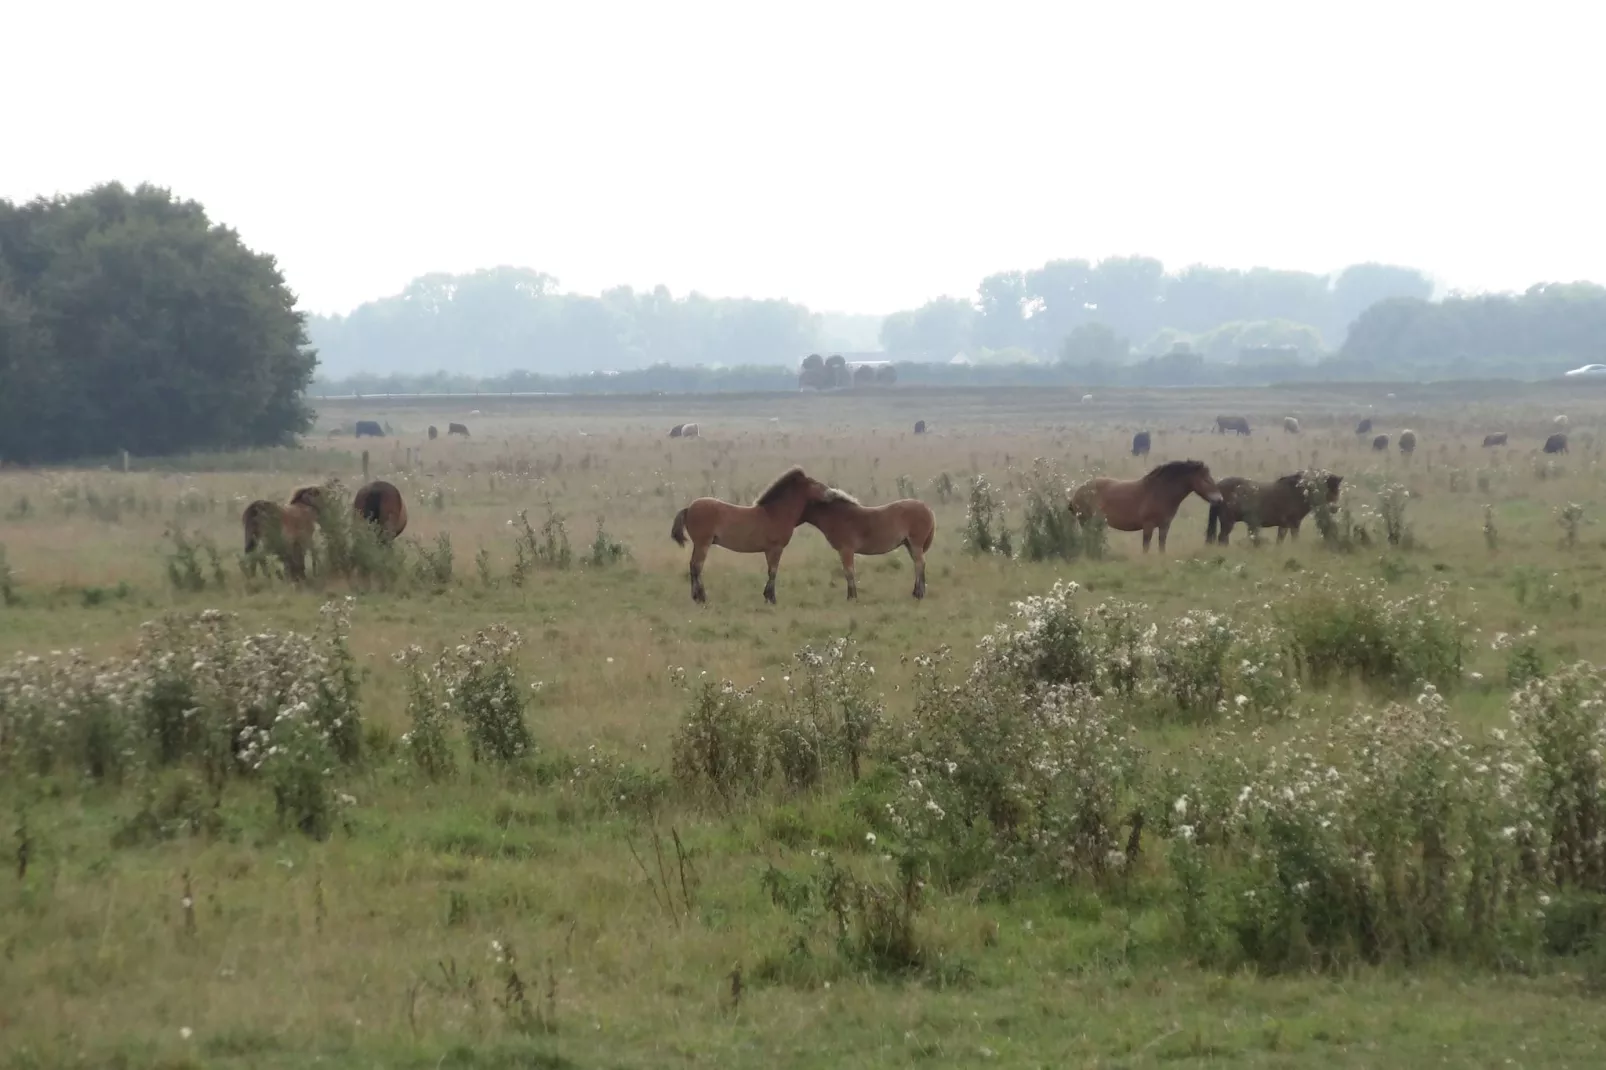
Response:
[241,499,317,581]
[1069,460,1223,553]
[800,491,936,600]
[1206,472,1343,546]
[669,466,832,603]
[353,480,408,542]
[291,480,408,543]
[1482,432,1507,447]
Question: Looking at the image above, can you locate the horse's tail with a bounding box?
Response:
[670,507,689,547]
[1206,501,1221,543]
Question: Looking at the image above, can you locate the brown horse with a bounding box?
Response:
[1069,460,1223,553]
[800,491,936,600]
[353,480,408,542]
[1205,472,1343,546]
[669,466,832,604]
[241,499,317,581]
[291,480,408,543]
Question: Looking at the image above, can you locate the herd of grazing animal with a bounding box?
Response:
[256,408,1583,602]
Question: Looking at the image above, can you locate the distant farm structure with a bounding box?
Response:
[798,353,898,390]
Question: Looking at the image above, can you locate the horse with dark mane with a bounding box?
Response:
[1206,471,1343,546]
[1069,459,1223,553]
[800,490,936,600]
[1131,430,1151,457]
[669,466,832,604]
[241,499,317,581]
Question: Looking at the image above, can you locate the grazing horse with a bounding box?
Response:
[1131,430,1151,457]
[428,425,438,440]
[1356,418,1373,435]
[801,491,936,601]
[1544,432,1569,454]
[1482,432,1507,447]
[1283,416,1300,434]
[355,420,384,438]
[1372,434,1390,451]
[353,480,408,542]
[1399,429,1418,455]
[681,423,701,439]
[914,420,927,434]
[1555,414,1570,429]
[241,499,317,581]
[1069,459,1223,553]
[1206,472,1343,546]
[669,466,832,604]
[1216,415,1251,435]
[448,422,470,437]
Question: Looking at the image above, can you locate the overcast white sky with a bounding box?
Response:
[6,1,1599,317]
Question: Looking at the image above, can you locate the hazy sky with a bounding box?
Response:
[7,1,1599,317]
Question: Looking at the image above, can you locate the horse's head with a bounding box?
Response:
[1322,473,1344,504]
[1186,461,1224,504]
[289,483,332,513]
[757,466,831,515]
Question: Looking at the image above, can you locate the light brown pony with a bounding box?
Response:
[801,491,936,600]
[1206,471,1343,546]
[291,480,408,543]
[669,466,832,604]
[241,499,317,581]
[1069,459,1223,553]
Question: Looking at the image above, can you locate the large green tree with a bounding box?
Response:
[0,183,315,462]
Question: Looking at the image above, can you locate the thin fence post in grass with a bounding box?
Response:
[361,450,370,480]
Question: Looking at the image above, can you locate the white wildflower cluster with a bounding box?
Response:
[422,624,534,767]
[1,601,361,839]
[772,638,885,789]
[1,601,360,792]
[669,672,772,802]
[972,581,1298,720]
[1507,662,1606,888]
[885,646,1145,884]
[1166,674,1606,967]
[1280,577,1466,693]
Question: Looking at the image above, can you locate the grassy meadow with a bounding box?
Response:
[4,379,1606,1068]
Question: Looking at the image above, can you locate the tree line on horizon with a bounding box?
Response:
[4,181,1604,464]
[308,258,1606,390]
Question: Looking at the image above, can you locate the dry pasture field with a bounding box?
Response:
[4,380,1606,1069]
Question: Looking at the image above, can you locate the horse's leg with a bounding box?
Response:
[1289,519,1301,541]
[838,547,857,601]
[689,540,710,603]
[1157,521,1170,553]
[1219,519,1232,546]
[1142,527,1153,552]
[907,540,926,600]
[1276,524,1288,544]
[761,546,783,604]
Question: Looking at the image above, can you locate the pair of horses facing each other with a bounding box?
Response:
[1068,462,1344,552]
[670,467,934,604]
[241,480,408,582]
